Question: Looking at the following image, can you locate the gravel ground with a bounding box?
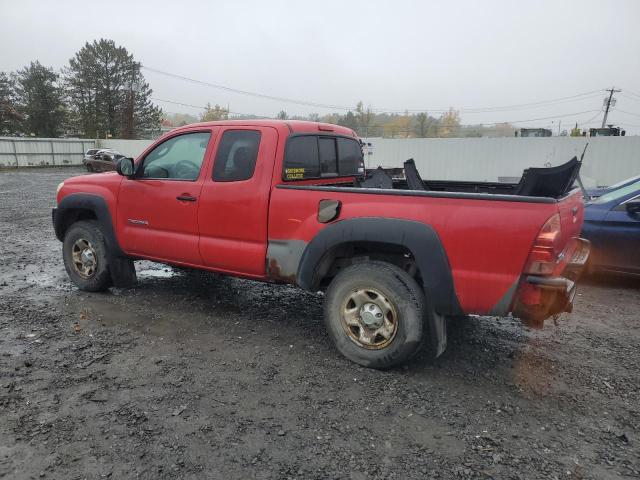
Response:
[0,168,638,480]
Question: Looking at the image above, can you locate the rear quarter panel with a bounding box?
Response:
[268,187,558,314]
[557,189,585,249]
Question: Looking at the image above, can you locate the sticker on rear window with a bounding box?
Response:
[285,167,305,180]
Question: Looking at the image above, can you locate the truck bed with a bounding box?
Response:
[338,155,583,200]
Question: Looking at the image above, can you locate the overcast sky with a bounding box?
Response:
[2,0,640,133]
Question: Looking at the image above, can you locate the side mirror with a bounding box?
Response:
[625,200,640,215]
[116,157,134,177]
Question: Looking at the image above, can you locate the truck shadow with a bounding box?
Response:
[68,262,580,395]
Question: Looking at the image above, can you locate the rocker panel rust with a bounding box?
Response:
[266,239,308,283]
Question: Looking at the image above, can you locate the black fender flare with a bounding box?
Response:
[297,217,463,317]
[52,193,136,287]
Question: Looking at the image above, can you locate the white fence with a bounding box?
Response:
[0,137,95,167]
[362,136,640,188]
[2,135,640,188]
[97,139,153,158]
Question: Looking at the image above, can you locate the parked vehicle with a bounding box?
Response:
[82,149,125,172]
[588,126,625,137]
[582,177,640,276]
[586,174,640,199]
[83,149,100,165]
[53,120,589,368]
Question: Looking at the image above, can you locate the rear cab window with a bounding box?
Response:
[283,134,364,181]
[213,130,261,182]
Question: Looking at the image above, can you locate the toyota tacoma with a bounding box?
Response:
[53,120,590,368]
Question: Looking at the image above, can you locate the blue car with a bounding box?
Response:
[582,177,640,276]
[586,174,640,199]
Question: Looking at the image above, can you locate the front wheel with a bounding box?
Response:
[323,261,426,369]
[62,220,112,292]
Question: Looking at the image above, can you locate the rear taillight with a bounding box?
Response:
[524,213,562,275]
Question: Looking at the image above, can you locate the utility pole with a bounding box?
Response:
[602,87,621,128]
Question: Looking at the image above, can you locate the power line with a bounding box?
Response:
[612,121,640,128]
[372,91,604,114]
[142,66,354,111]
[620,92,640,103]
[578,111,603,126]
[151,97,273,118]
[439,109,600,126]
[621,88,640,99]
[142,65,605,115]
[616,109,640,118]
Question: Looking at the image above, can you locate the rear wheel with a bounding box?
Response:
[323,261,425,369]
[62,220,111,292]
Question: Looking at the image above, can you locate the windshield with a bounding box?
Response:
[606,174,640,190]
[592,179,640,205]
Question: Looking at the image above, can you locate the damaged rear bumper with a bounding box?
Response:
[512,238,590,326]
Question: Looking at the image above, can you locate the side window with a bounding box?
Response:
[337,138,364,175]
[213,130,261,182]
[283,136,320,180]
[319,137,338,176]
[141,132,211,180]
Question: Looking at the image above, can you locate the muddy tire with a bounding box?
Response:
[323,261,425,369]
[62,220,111,292]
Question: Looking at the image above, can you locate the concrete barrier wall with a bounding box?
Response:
[3,135,639,188]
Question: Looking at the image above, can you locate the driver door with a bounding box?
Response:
[603,193,640,273]
[116,129,216,265]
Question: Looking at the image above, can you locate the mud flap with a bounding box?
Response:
[428,309,448,357]
[109,256,137,288]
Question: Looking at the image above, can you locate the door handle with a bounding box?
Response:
[176,195,197,202]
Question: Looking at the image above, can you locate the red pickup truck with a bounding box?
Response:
[53,120,589,368]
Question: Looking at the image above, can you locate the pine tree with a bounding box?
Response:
[65,39,162,139]
[0,72,23,135]
[15,62,66,137]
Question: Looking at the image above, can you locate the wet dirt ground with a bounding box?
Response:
[0,168,639,479]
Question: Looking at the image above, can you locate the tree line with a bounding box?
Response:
[0,39,162,139]
[187,102,515,138]
[274,103,515,138]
